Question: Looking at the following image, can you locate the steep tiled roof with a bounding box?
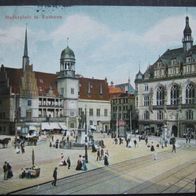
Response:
[79,77,109,101]
[35,71,58,96]
[3,67,110,100]
[4,67,23,94]
[108,85,123,94]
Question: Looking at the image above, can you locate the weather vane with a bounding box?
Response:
[67,37,69,47]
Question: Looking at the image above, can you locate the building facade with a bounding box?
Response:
[0,28,110,135]
[135,16,196,138]
[109,81,137,137]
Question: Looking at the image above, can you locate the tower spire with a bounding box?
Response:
[182,16,193,52]
[24,25,28,57]
[22,25,29,70]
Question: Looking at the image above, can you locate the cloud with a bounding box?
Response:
[50,14,110,47]
[1,13,196,85]
[0,26,24,45]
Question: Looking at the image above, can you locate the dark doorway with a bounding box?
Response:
[172,125,177,137]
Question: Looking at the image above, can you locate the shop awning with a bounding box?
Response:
[41,122,61,130]
[90,125,96,130]
[58,123,67,130]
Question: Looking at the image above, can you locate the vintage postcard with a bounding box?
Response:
[0,1,196,195]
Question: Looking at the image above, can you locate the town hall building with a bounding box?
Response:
[0,28,111,135]
[135,16,196,138]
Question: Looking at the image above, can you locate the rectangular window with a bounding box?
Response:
[27,99,32,106]
[89,108,93,116]
[144,84,148,91]
[144,95,149,106]
[96,109,100,117]
[78,108,83,116]
[61,88,64,96]
[71,88,74,94]
[104,109,108,117]
[90,120,93,125]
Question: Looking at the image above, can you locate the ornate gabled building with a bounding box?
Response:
[0,28,110,135]
[135,16,196,138]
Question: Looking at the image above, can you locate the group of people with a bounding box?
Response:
[59,153,71,169]
[75,155,88,171]
[96,148,109,166]
[3,161,13,180]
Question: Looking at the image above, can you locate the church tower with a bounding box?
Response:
[57,40,79,129]
[182,16,193,52]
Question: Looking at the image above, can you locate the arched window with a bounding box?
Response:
[186,110,193,120]
[170,84,179,105]
[144,111,150,120]
[157,110,164,120]
[157,86,164,105]
[186,83,195,104]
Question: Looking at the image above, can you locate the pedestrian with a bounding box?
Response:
[114,137,118,144]
[128,139,132,148]
[82,156,87,171]
[134,140,137,147]
[67,156,71,169]
[59,153,67,166]
[21,143,25,153]
[16,144,20,154]
[7,162,13,179]
[101,148,104,160]
[55,139,59,148]
[172,143,176,153]
[3,161,8,180]
[51,167,57,186]
[150,142,157,160]
[145,136,148,145]
[76,155,82,170]
[96,148,101,161]
[125,138,129,147]
[104,150,109,166]
[186,135,188,143]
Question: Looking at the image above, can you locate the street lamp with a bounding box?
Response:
[177,93,182,138]
[84,107,88,163]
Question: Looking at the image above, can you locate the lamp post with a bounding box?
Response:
[84,107,88,163]
[177,93,182,138]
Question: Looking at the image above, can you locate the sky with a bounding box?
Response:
[0,5,196,87]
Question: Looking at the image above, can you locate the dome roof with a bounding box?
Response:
[61,46,75,59]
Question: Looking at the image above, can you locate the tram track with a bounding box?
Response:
[9,147,196,195]
[124,159,196,194]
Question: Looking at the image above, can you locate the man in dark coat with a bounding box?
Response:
[7,162,13,179]
[3,161,8,180]
[67,157,71,169]
[51,167,58,186]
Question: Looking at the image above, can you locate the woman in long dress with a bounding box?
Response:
[104,150,109,166]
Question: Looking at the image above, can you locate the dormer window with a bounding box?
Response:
[88,82,92,94]
[186,56,192,63]
[157,61,161,67]
[171,58,177,65]
[100,84,103,95]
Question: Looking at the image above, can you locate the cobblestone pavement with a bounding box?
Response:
[0,133,195,194]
